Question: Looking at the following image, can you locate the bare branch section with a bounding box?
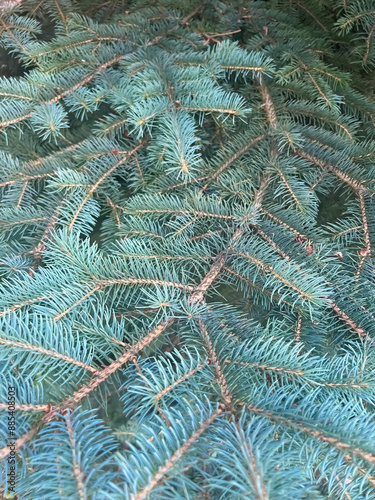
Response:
[296,146,373,298]
[65,412,86,500]
[31,197,67,260]
[0,425,40,460]
[359,191,371,252]
[191,174,270,305]
[329,302,368,340]
[68,140,146,232]
[197,318,233,409]
[58,318,174,411]
[0,403,49,411]
[154,363,205,401]
[0,337,99,373]
[200,134,266,191]
[133,408,223,500]
[295,149,367,193]
[259,81,278,129]
[356,191,372,277]
[245,403,375,465]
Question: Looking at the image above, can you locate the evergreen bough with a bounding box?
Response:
[0,1,375,498]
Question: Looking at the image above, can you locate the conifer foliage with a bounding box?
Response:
[1,0,375,498]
